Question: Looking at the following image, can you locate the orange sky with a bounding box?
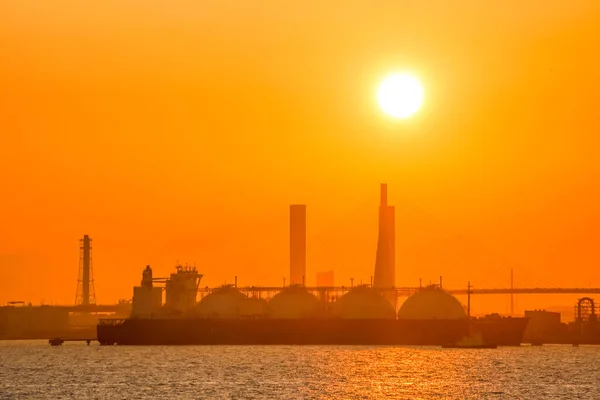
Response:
[1,1,599,315]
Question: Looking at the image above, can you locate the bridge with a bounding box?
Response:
[49,286,600,314]
[9,283,600,313]
[447,288,600,295]
[55,304,131,313]
[196,285,600,299]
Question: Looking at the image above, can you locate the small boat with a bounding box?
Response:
[49,338,64,346]
[442,332,498,349]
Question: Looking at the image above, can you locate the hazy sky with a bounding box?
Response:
[1,1,599,313]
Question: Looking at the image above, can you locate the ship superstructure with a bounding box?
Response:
[131,264,202,317]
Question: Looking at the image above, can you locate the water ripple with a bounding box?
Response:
[1,341,599,399]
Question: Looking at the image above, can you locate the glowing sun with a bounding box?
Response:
[377,73,423,118]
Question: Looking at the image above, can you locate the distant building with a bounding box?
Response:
[316,271,334,287]
[523,309,565,343]
[0,305,69,339]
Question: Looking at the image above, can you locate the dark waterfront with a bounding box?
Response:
[1,341,599,399]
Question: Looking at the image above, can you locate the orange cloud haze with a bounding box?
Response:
[1,1,599,314]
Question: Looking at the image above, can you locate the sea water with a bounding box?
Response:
[1,341,599,399]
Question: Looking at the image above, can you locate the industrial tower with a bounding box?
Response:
[373,184,396,305]
[290,204,307,286]
[75,235,96,306]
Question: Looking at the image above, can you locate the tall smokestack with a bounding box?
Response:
[75,234,96,306]
[290,205,306,286]
[373,184,396,305]
[387,205,395,289]
[82,235,91,306]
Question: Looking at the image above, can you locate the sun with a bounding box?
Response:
[377,73,424,119]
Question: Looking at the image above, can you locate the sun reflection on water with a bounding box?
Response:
[1,341,599,399]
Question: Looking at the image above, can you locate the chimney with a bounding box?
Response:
[373,183,396,305]
[290,205,306,286]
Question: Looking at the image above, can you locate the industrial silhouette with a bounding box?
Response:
[74,235,96,306]
[3,184,600,345]
[373,183,396,305]
[289,204,307,286]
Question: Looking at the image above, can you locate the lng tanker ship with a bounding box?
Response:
[97,265,528,346]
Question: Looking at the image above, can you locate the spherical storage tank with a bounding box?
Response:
[267,285,325,318]
[197,285,250,318]
[240,297,268,317]
[331,285,395,319]
[398,286,467,320]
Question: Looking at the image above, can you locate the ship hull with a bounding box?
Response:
[98,317,527,346]
[474,317,530,346]
[441,344,498,349]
